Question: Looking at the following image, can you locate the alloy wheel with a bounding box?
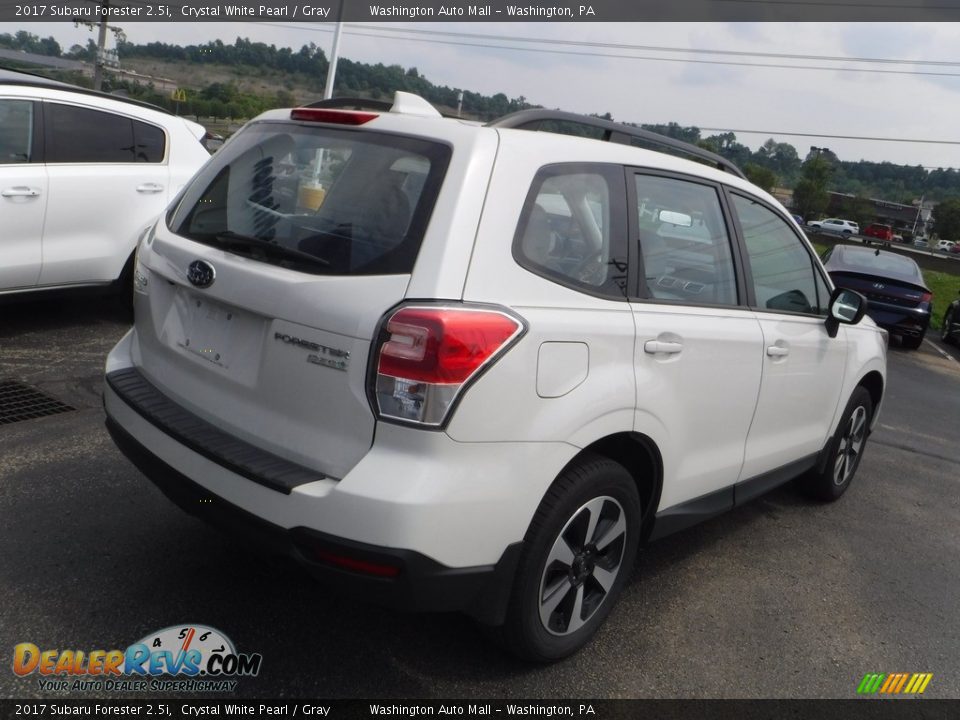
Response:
[538,496,627,636]
[833,406,867,486]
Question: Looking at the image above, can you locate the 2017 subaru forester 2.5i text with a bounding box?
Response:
[104,92,887,661]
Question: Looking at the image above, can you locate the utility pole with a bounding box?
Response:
[76,0,125,91]
[93,5,108,91]
[323,0,344,100]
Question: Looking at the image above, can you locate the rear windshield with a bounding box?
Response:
[168,121,451,275]
[841,249,922,282]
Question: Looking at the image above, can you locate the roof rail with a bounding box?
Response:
[487,109,746,180]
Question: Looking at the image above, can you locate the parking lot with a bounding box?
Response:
[1,295,958,699]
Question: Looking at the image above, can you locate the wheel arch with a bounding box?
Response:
[570,432,663,543]
[858,370,884,428]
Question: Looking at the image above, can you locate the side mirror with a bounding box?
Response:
[825,287,867,338]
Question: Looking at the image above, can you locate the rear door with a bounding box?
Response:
[729,193,847,482]
[628,171,764,511]
[0,98,46,290]
[134,120,455,479]
[39,101,170,286]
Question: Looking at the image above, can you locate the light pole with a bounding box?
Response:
[323,0,344,100]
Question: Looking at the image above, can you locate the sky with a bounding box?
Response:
[9,20,960,171]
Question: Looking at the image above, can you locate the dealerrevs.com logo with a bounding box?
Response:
[12,624,262,693]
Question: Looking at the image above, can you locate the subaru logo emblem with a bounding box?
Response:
[187,260,216,289]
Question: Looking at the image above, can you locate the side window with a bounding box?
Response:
[514,165,627,299]
[133,120,166,163]
[0,100,34,164]
[732,194,826,316]
[46,103,135,163]
[634,174,738,306]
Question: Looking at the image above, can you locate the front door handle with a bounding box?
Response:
[1,186,40,198]
[644,340,683,355]
[766,345,790,358]
[136,183,164,194]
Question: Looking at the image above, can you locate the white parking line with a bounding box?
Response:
[925,338,959,364]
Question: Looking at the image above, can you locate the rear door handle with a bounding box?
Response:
[644,340,683,355]
[766,346,790,358]
[136,183,164,194]
[1,186,40,198]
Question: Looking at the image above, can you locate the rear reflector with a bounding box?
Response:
[373,305,524,426]
[290,108,378,125]
[311,550,401,578]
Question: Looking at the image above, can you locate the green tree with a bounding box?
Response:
[933,198,960,241]
[794,155,832,221]
[744,163,777,192]
[839,196,875,229]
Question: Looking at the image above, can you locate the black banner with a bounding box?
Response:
[3,0,960,23]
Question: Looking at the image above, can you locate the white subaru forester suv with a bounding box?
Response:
[104,92,887,661]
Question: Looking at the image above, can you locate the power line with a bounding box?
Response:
[251,21,960,70]
[247,22,960,79]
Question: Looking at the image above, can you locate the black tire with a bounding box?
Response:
[942,309,956,346]
[901,333,924,350]
[800,387,873,502]
[497,453,641,662]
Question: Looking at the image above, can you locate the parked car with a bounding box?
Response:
[914,238,930,248]
[892,234,904,243]
[808,218,860,236]
[950,243,960,254]
[863,223,893,244]
[935,239,956,252]
[791,214,804,225]
[0,68,210,300]
[103,93,886,661]
[941,290,960,345]
[822,244,932,349]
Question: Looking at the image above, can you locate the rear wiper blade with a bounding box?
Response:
[212,231,330,268]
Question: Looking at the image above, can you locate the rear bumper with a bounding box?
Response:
[867,305,930,338]
[105,416,521,625]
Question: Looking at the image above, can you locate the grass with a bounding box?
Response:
[925,271,960,330]
[808,243,959,330]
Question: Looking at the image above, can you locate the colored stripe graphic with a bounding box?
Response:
[857,674,885,694]
[857,672,933,695]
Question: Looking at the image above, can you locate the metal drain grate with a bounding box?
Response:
[0,380,76,425]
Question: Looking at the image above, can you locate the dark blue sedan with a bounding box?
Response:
[822,245,932,349]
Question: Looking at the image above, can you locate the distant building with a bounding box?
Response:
[825,192,932,237]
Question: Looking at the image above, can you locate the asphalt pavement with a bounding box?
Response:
[1,295,958,699]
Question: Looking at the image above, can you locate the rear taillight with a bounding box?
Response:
[920,292,932,303]
[290,108,378,125]
[372,305,524,427]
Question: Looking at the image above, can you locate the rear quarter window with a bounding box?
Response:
[513,163,628,299]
